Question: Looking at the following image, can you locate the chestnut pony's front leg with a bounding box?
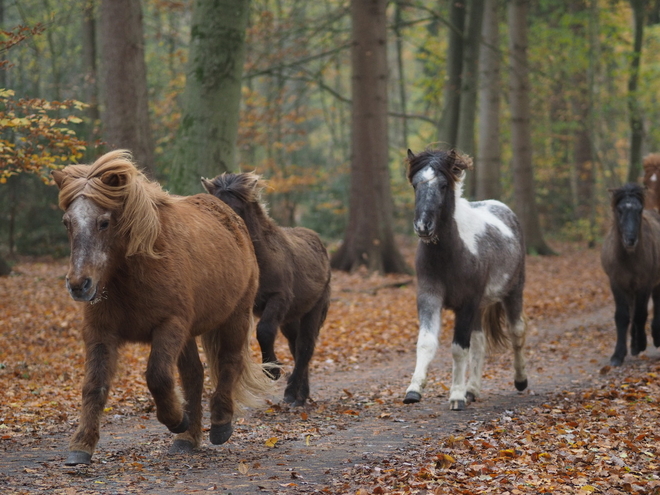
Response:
[66,333,119,466]
[146,320,189,435]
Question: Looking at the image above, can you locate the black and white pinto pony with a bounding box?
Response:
[601,183,660,366]
[403,149,528,411]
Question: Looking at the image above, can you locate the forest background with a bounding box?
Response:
[1,0,660,266]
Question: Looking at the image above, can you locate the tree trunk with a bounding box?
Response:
[456,0,485,198]
[627,0,645,183]
[394,0,409,155]
[0,0,6,90]
[330,0,408,274]
[476,0,501,201]
[508,0,553,255]
[82,3,100,157]
[170,0,250,196]
[437,0,466,147]
[99,0,155,178]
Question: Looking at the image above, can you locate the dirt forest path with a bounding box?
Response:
[1,243,660,494]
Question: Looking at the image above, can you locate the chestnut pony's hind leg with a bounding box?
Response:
[203,306,252,445]
[170,338,204,453]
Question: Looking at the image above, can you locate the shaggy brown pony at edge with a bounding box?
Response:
[643,153,660,211]
[53,150,268,466]
[601,183,660,367]
[203,173,331,406]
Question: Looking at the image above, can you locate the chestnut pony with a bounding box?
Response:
[53,150,266,466]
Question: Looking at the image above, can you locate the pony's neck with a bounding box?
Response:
[241,203,278,247]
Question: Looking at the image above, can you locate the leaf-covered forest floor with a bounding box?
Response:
[1,241,659,494]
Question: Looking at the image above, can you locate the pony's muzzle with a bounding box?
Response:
[622,236,638,250]
[66,276,96,302]
[414,219,435,239]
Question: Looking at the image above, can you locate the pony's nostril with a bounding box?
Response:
[82,278,93,292]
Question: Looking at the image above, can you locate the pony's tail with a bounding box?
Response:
[201,315,272,410]
[481,302,509,352]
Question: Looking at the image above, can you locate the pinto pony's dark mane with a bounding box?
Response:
[406,149,473,188]
[611,182,645,208]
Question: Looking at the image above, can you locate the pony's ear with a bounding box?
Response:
[51,169,66,189]
[407,149,415,161]
[447,149,472,178]
[201,177,216,194]
[100,170,128,188]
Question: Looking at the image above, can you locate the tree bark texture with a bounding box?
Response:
[456,0,485,198]
[99,0,155,178]
[455,0,484,158]
[170,0,250,196]
[508,0,553,255]
[330,0,408,274]
[82,3,100,157]
[627,0,645,183]
[437,0,466,147]
[476,0,501,200]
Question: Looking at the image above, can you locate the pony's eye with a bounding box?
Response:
[62,218,70,230]
[98,219,110,231]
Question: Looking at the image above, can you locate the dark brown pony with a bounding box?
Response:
[601,183,660,366]
[643,153,660,210]
[52,150,267,465]
[203,173,331,406]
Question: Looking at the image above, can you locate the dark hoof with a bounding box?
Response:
[610,355,624,367]
[265,367,281,381]
[169,413,190,434]
[450,399,466,411]
[169,439,195,454]
[65,450,92,466]
[209,422,233,445]
[466,392,476,404]
[403,391,421,404]
[515,379,528,391]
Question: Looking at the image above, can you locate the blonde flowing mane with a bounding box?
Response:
[56,150,173,257]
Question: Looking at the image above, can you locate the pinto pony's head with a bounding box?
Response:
[52,150,171,302]
[610,183,646,252]
[202,172,267,219]
[406,148,472,242]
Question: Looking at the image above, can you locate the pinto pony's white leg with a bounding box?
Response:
[449,343,470,409]
[404,293,441,404]
[466,330,486,402]
[510,316,528,391]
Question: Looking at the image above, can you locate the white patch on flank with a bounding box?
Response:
[652,173,657,182]
[484,272,510,300]
[406,304,441,395]
[453,180,514,255]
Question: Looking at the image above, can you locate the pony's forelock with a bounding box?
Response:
[611,183,645,209]
[407,149,472,196]
[56,149,172,257]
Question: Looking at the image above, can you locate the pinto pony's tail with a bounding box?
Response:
[201,314,272,410]
[481,302,510,352]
